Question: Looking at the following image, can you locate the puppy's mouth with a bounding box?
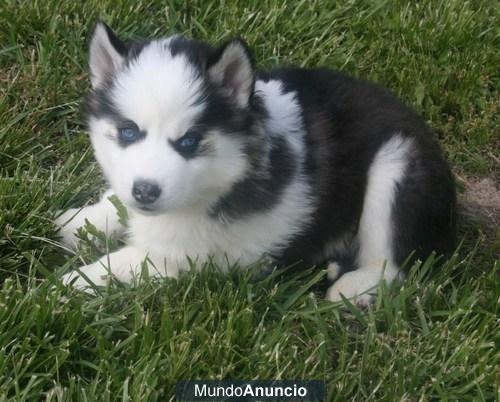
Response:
[133,203,163,216]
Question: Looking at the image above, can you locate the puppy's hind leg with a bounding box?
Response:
[55,190,126,249]
[327,135,412,306]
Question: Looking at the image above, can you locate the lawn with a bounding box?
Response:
[0,0,498,400]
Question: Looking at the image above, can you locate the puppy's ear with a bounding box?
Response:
[89,21,127,88]
[207,39,254,108]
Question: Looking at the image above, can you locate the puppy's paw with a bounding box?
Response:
[327,262,342,281]
[55,208,85,249]
[61,263,111,294]
[326,269,380,307]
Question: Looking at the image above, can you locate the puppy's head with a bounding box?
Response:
[83,22,261,214]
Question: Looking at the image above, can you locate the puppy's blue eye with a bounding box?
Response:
[118,123,143,146]
[121,128,136,139]
[171,129,202,158]
[180,137,197,148]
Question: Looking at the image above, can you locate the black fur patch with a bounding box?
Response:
[126,40,151,64]
[168,36,215,72]
[209,134,297,221]
[391,136,456,266]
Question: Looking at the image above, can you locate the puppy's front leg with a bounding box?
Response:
[61,246,176,292]
[56,190,126,248]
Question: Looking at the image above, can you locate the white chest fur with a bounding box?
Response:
[128,170,313,270]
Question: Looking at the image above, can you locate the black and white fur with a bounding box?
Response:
[56,22,456,304]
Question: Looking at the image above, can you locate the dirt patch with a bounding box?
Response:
[458,176,500,232]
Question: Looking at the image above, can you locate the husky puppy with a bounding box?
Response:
[56,22,456,304]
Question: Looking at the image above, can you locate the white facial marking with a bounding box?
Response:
[113,40,204,139]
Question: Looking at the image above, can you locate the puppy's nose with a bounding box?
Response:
[132,180,161,204]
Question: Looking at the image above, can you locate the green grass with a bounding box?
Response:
[0,0,498,400]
